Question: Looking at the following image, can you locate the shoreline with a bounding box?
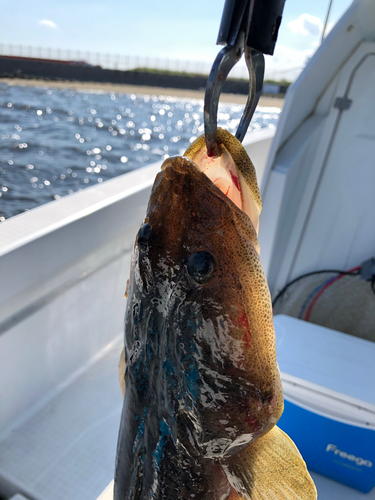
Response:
[0,77,284,108]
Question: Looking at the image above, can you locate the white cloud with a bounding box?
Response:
[287,14,323,37]
[39,19,57,29]
[264,45,316,81]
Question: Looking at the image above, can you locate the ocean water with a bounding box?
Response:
[0,84,280,221]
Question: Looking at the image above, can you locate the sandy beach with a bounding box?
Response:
[0,77,284,108]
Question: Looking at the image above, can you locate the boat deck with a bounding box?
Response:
[0,336,373,500]
[0,338,123,500]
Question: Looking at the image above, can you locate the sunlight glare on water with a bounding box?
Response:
[0,84,280,220]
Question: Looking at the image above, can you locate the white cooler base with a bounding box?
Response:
[311,471,375,499]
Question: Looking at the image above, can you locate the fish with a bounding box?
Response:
[115,128,317,500]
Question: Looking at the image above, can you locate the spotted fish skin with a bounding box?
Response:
[114,150,285,500]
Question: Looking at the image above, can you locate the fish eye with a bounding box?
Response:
[137,223,152,252]
[187,251,215,285]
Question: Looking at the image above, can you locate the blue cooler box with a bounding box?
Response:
[274,315,375,493]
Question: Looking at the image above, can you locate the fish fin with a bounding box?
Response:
[224,426,317,500]
[118,347,126,397]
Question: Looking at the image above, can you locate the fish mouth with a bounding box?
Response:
[183,129,262,237]
[190,144,243,214]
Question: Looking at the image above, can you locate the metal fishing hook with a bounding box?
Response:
[204,0,285,157]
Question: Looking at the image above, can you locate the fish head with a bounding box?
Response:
[125,130,282,456]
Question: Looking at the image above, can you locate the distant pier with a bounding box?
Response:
[0,55,288,95]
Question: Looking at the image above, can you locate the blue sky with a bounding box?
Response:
[1,0,353,80]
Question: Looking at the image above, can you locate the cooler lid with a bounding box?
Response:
[274,315,375,407]
[280,372,375,428]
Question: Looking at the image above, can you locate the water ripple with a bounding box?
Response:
[0,84,280,220]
